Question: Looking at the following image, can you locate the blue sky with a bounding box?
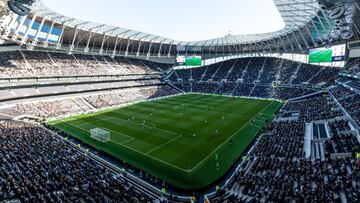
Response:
[43,0,285,41]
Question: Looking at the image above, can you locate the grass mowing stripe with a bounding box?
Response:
[82,115,175,145]
[98,115,183,137]
[62,121,190,172]
[49,94,282,189]
[113,100,247,135]
[188,101,274,173]
[76,121,135,140]
[57,121,134,143]
[145,134,183,155]
[66,122,135,146]
[146,100,249,117]
[136,97,234,114]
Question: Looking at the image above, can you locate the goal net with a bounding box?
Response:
[90,128,110,143]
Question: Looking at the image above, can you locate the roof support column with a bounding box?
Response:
[21,14,37,45]
[55,25,65,49]
[111,36,121,58]
[31,17,46,46]
[147,42,153,59]
[4,13,17,34]
[113,30,129,56]
[254,42,260,56]
[84,32,95,53]
[315,15,327,41]
[222,39,225,59]
[279,36,287,53]
[351,22,360,39]
[266,40,272,53]
[13,15,27,39]
[125,38,132,56]
[354,0,360,12]
[167,42,174,58]
[201,46,205,58]
[157,43,163,57]
[310,19,324,44]
[69,27,80,53]
[229,45,233,59]
[291,32,302,51]
[304,24,316,46]
[298,29,309,48]
[44,22,54,47]
[285,34,294,52]
[260,41,266,54]
[320,10,333,29]
[99,34,107,54]
[271,38,279,53]
[136,40,143,56]
[157,39,167,57]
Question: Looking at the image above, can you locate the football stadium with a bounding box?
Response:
[0,0,359,202]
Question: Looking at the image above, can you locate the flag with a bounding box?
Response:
[356,153,360,159]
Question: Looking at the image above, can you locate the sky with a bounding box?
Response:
[43,0,285,42]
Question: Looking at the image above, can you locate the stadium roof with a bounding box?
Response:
[5,0,357,57]
[42,0,286,42]
[32,0,320,46]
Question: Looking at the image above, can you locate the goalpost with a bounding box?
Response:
[90,128,110,143]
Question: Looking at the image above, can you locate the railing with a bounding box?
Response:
[328,88,360,135]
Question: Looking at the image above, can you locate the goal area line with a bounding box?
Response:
[60,101,274,174]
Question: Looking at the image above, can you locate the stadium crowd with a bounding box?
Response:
[169,57,340,86]
[330,86,360,125]
[172,82,321,100]
[210,93,360,203]
[0,120,156,202]
[342,58,360,76]
[0,51,172,77]
[168,57,342,100]
[9,86,180,118]
[280,93,342,122]
[0,49,359,202]
[325,119,360,157]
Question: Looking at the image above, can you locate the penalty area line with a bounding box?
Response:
[59,121,191,173]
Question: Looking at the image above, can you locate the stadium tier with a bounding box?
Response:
[166,57,341,100]
[0,0,359,202]
[0,50,172,77]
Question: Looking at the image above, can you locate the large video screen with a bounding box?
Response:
[177,56,202,66]
[309,44,346,63]
[185,56,202,66]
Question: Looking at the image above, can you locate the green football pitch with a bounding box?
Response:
[49,94,282,189]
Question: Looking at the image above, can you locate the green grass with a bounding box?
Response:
[49,94,282,189]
